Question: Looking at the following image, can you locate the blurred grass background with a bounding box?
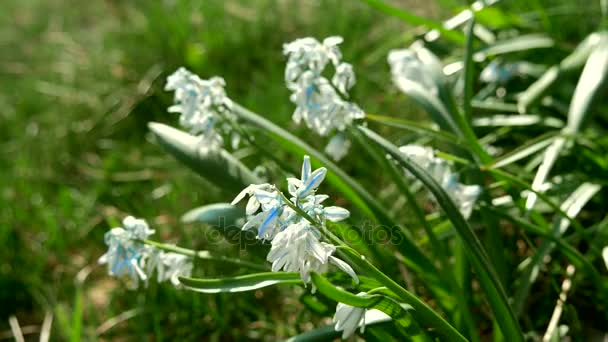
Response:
[0,0,603,340]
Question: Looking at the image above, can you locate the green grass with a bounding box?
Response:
[2,0,607,340]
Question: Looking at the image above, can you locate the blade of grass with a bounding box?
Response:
[473,33,554,62]
[462,17,476,124]
[484,131,559,170]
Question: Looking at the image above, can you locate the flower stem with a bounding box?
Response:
[141,239,268,271]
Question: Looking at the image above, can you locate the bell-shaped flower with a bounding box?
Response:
[99,223,151,288]
[158,252,194,286]
[388,48,438,95]
[333,293,369,339]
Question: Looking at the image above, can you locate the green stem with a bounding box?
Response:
[141,239,268,271]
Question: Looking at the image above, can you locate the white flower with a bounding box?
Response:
[398,145,481,219]
[325,133,352,161]
[284,36,364,158]
[388,48,438,95]
[158,252,194,286]
[98,216,156,288]
[333,293,368,339]
[267,222,357,285]
[602,246,608,271]
[165,67,236,151]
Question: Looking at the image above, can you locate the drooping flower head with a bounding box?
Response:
[165,67,240,151]
[99,216,193,288]
[98,216,155,288]
[332,293,391,339]
[398,145,481,219]
[232,155,357,285]
[388,47,438,96]
[283,36,365,161]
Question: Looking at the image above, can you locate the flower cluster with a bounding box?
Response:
[232,155,357,284]
[398,145,481,219]
[99,216,193,288]
[165,67,239,151]
[283,36,365,161]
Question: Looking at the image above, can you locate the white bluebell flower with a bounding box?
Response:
[98,216,155,288]
[284,36,365,160]
[165,67,237,151]
[388,48,438,95]
[398,145,481,219]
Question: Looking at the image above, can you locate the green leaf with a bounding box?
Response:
[361,0,465,44]
[366,114,464,145]
[148,122,261,193]
[182,203,244,226]
[473,33,554,62]
[358,126,524,342]
[566,34,608,132]
[462,17,475,124]
[179,272,301,293]
[486,131,559,170]
[393,77,463,136]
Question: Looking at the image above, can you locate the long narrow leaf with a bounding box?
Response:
[148,122,261,193]
[359,126,524,342]
[180,272,301,293]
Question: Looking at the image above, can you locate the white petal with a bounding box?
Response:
[301,155,312,183]
[330,256,358,284]
[324,206,350,222]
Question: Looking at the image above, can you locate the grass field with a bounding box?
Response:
[2,0,607,340]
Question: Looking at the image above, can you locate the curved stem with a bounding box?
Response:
[141,239,268,271]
